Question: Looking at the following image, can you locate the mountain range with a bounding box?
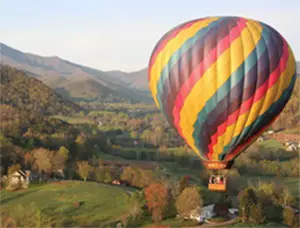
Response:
[0,42,299,105]
[0,43,150,104]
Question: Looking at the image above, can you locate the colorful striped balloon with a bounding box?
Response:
[148,16,297,169]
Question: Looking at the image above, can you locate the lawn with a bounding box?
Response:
[257,139,285,149]
[0,181,134,227]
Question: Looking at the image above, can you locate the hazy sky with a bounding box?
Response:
[1,0,299,72]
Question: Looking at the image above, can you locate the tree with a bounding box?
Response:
[175,187,203,218]
[283,207,299,228]
[95,167,105,182]
[76,161,92,181]
[238,188,257,222]
[7,164,21,175]
[75,134,86,159]
[32,148,54,176]
[26,138,36,150]
[52,153,66,172]
[104,170,113,183]
[24,152,34,169]
[250,202,266,224]
[128,192,145,222]
[145,182,169,222]
[57,146,69,160]
[178,176,189,193]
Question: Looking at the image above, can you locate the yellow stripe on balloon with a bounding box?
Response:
[149,17,220,107]
[218,46,295,153]
[212,20,263,159]
[179,19,263,157]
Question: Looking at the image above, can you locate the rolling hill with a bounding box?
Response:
[0,43,151,103]
[54,78,133,103]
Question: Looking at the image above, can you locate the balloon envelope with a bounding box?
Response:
[148,16,296,169]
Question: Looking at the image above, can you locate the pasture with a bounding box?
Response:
[0,181,135,227]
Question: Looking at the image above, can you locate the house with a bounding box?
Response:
[6,170,30,190]
[112,180,121,185]
[112,180,128,186]
[286,143,298,152]
[228,208,239,216]
[257,136,265,143]
[182,204,216,223]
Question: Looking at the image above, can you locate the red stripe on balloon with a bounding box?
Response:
[172,19,247,139]
[148,20,201,81]
[207,40,289,155]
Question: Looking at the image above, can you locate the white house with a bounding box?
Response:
[257,136,265,143]
[6,170,30,190]
[182,204,216,223]
[228,208,239,215]
[286,144,298,152]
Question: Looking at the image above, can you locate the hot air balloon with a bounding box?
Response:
[148,16,297,191]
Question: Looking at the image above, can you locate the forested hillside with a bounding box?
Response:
[272,77,300,129]
[0,65,82,115]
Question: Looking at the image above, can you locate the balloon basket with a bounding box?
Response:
[208,182,226,191]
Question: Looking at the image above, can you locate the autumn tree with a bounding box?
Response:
[175,187,203,218]
[76,161,92,181]
[24,152,34,169]
[7,164,21,175]
[32,148,54,176]
[52,153,66,172]
[283,207,299,227]
[57,146,69,160]
[145,182,169,222]
[121,166,154,188]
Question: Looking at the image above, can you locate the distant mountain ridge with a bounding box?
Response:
[0,43,151,104]
[1,42,299,105]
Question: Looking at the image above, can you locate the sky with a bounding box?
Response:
[1,0,299,72]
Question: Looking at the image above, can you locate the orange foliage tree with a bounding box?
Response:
[144,182,169,222]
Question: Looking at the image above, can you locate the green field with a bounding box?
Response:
[0,181,135,227]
